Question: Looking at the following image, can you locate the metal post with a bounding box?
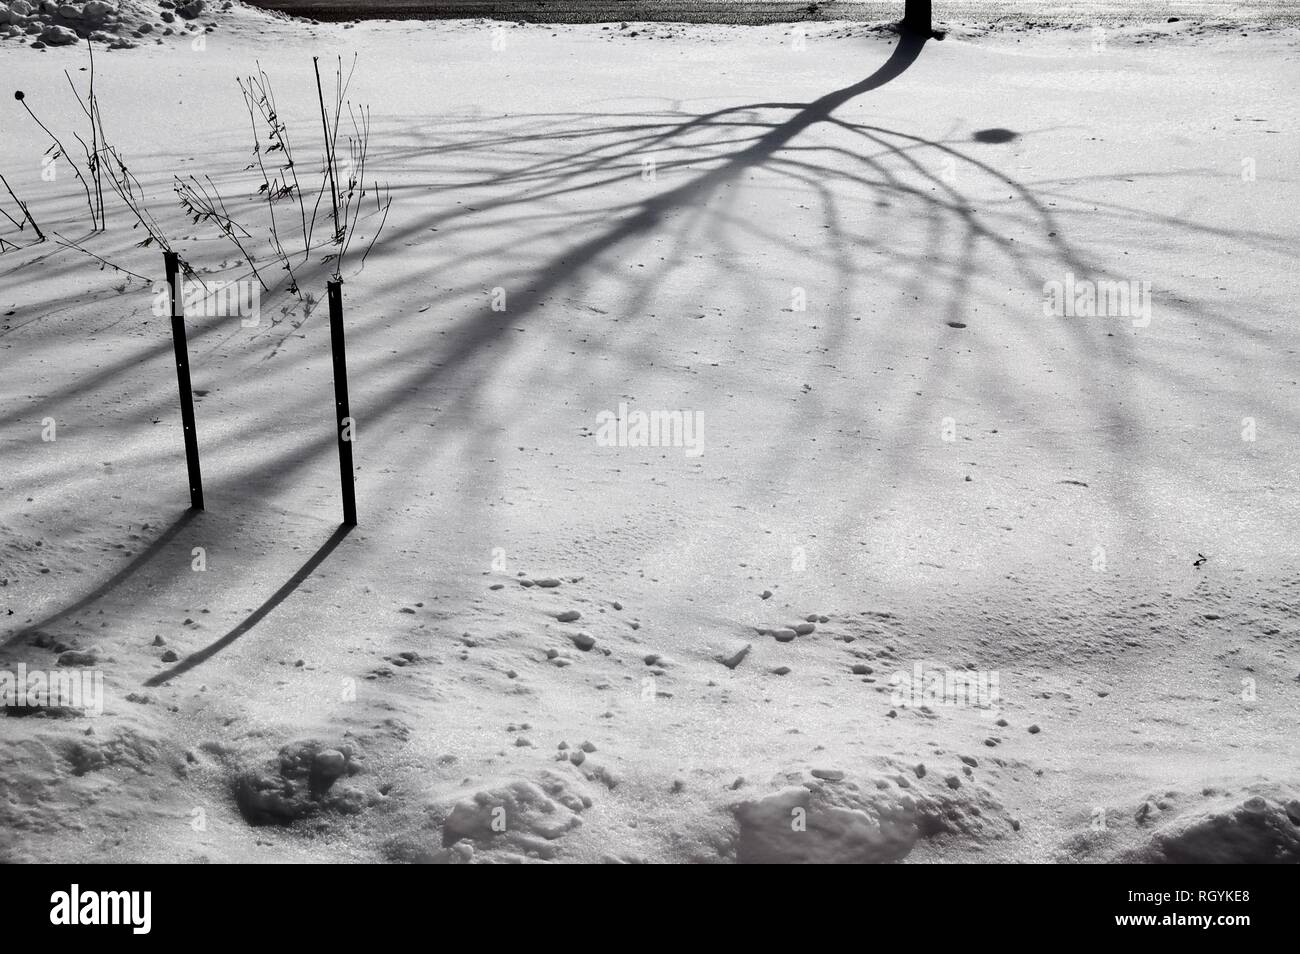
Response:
[165,251,204,511]
[903,0,932,35]
[327,279,357,526]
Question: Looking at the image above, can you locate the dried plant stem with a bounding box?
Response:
[51,230,151,282]
[0,173,45,241]
[17,97,99,229]
[175,173,268,291]
[313,56,343,253]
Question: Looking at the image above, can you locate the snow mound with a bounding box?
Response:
[387,768,594,863]
[58,726,160,776]
[1121,793,1300,864]
[1,0,233,50]
[0,728,170,860]
[233,739,377,826]
[730,765,1014,864]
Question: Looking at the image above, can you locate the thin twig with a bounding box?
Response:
[51,230,151,281]
[0,173,45,241]
[15,93,98,229]
[313,56,343,256]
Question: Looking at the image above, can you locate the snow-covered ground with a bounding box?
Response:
[1,9,1299,863]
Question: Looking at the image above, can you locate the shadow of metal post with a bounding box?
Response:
[144,523,354,686]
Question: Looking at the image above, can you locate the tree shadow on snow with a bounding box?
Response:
[3,32,1294,680]
[0,509,198,651]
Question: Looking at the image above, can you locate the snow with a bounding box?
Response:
[1,10,1298,862]
[1,0,231,50]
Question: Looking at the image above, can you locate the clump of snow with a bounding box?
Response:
[234,739,377,826]
[1,0,233,50]
[730,765,1013,863]
[416,768,594,862]
[382,769,596,863]
[58,726,161,776]
[0,727,171,861]
[1055,783,1300,863]
[1120,791,1300,864]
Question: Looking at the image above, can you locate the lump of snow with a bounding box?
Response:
[81,0,114,19]
[1123,795,1300,863]
[733,785,920,863]
[713,641,751,669]
[234,740,370,826]
[40,24,80,45]
[435,769,592,859]
[56,649,97,666]
[312,749,348,785]
[58,728,161,777]
[730,765,1011,863]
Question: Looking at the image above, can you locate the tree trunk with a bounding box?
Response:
[902,0,932,35]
